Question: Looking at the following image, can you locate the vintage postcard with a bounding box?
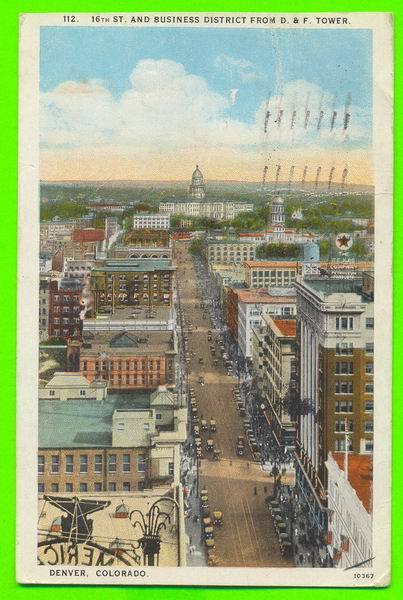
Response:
[17,12,393,586]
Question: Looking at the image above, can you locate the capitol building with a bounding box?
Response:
[159,165,254,221]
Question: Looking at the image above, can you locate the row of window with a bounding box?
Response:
[39,482,134,493]
[38,454,146,474]
[335,316,374,331]
[52,295,80,303]
[335,439,373,452]
[334,361,374,374]
[53,318,80,325]
[335,400,373,413]
[335,381,374,394]
[335,342,374,355]
[334,420,373,432]
[82,360,162,370]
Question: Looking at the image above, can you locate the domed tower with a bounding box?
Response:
[189,165,206,199]
[271,196,285,227]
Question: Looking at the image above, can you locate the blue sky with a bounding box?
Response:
[39,27,372,182]
[41,27,372,123]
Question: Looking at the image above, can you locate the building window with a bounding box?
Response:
[65,483,73,492]
[80,455,88,473]
[108,482,116,492]
[366,318,374,329]
[335,362,354,375]
[365,362,374,374]
[108,454,117,473]
[335,439,353,452]
[94,482,102,492]
[79,483,88,492]
[365,382,374,394]
[117,422,125,431]
[365,439,374,452]
[335,420,354,432]
[51,483,59,493]
[168,462,174,476]
[144,423,150,431]
[335,401,353,413]
[336,316,354,331]
[38,455,45,474]
[38,483,45,493]
[335,381,353,394]
[80,390,86,396]
[123,454,131,472]
[137,455,146,472]
[94,454,103,473]
[156,413,162,420]
[365,342,374,354]
[51,455,60,473]
[65,455,73,473]
[365,401,374,413]
[123,482,131,492]
[336,343,354,355]
[365,421,374,432]
[49,390,55,397]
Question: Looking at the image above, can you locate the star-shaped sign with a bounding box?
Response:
[336,233,353,249]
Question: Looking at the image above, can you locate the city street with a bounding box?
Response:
[175,242,293,568]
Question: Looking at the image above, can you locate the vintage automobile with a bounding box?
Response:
[236,443,245,456]
[201,419,208,431]
[206,439,214,452]
[209,419,216,432]
[213,449,221,461]
[213,511,223,526]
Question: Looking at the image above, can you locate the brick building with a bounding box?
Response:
[48,278,83,340]
[90,258,175,315]
[294,276,374,537]
[80,330,177,390]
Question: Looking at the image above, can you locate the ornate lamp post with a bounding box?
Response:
[130,497,180,566]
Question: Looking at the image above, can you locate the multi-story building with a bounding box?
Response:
[227,288,296,358]
[80,330,177,390]
[259,315,297,448]
[294,277,374,537]
[159,201,254,221]
[90,258,175,316]
[39,251,53,273]
[38,386,187,494]
[39,279,50,341]
[206,240,258,265]
[244,260,303,288]
[48,278,83,340]
[63,258,97,279]
[72,228,105,243]
[123,228,170,248]
[133,213,171,230]
[40,216,94,242]
[105,216,119,239]
[326,453,372,568]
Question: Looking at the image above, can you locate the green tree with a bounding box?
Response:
[190,238,204,256]
[350,238,368,259]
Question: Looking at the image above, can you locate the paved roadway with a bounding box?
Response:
[175,242,293,568]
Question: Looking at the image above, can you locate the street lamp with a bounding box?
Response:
[130,497,180,566]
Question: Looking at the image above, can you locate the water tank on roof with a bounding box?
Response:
[303,241,320,263]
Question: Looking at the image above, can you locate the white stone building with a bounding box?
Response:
[132,213,171,230]
[236,289,296,358]
[326,452,372,569]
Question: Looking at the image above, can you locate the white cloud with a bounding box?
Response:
[214,53,267,82]
[40,61,370,179]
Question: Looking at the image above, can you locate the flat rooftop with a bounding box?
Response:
[87,305,173,323]
[244,260,299,268]
[39,393,149,448]
[333,453,372,513]
[93,259,175,272]
[235,288,296,304]
[81,330,175,355]
[302,279,373,302]
[272,319,297,338]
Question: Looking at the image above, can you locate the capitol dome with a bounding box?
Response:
[189,164,206,199]
[272,196,284,205]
